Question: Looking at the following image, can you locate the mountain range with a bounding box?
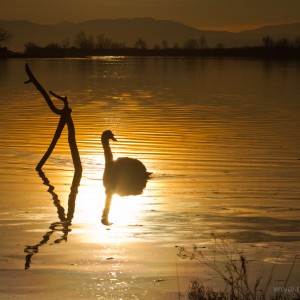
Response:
[1,18,300,52]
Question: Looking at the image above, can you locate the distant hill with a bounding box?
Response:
[1,18,300,52]
[236,23,300,46]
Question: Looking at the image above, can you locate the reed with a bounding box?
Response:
[177,234,300,300]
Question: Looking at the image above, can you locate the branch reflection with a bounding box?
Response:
[24,169,82,270]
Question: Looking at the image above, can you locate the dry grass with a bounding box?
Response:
[177,234,300,300]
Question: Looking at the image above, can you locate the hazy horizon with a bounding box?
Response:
[1,0,300,32]
[2,17,300,52]
[2,16,300,33]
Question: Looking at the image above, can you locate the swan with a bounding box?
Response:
[101,130,152,197]
[101,130,152,225]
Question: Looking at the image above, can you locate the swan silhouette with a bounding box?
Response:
[101,130,151,196]
[101,130,152,225]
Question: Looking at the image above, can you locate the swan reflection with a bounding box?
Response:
[101,130,152,225]
[24,169,81,269]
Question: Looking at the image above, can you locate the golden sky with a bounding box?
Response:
[1,0,300,31]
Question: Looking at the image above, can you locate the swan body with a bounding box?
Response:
[101,130,151,196]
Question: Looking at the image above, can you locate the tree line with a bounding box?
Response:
[22,31,210,53]
[1,27,300,58]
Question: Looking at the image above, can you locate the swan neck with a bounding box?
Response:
[102,139,113,164]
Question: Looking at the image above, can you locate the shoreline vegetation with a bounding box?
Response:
[178,235,300,300]
[1,46,300,59]
[1,29,300,59]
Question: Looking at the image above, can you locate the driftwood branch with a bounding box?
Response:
[24,64,83,269]
[36,117,65,170]
[25,64,62,115]
[49,90,68,106]
[24,64,82,173]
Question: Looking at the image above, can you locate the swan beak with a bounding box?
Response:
[112,136,117,142]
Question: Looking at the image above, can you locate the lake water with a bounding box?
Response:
[0,57,300,299]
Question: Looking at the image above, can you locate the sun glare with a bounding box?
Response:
[73,174,148,245]
[76,178,145,225]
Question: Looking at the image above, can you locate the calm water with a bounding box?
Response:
[0,57,300,296]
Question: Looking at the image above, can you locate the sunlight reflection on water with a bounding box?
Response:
[0,58,300,279]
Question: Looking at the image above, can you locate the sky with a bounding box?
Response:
[1,0,300,32]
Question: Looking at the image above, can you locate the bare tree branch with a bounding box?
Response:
[24,63,82,173]
[24,64,62,115]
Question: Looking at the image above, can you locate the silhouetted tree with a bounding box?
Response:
[173,42,180,49]
[134,38,147,50]
[96,34,113,49]
[216,42,225,49]
[199,35,207,49]
[0,27,12,47]
[61,38,71,49]
[111,42,126,49]
[295,35,300,48]
[262,35,274,48]
[45,42,60,50]
[74,31,94,49]
[24,42,40,54]
[184,38,199,49]
[275,37,291,48]
[161,40,168,49]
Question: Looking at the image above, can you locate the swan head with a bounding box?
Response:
[101,130,117,143]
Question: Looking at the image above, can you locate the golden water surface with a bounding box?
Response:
[0,57,299,299]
